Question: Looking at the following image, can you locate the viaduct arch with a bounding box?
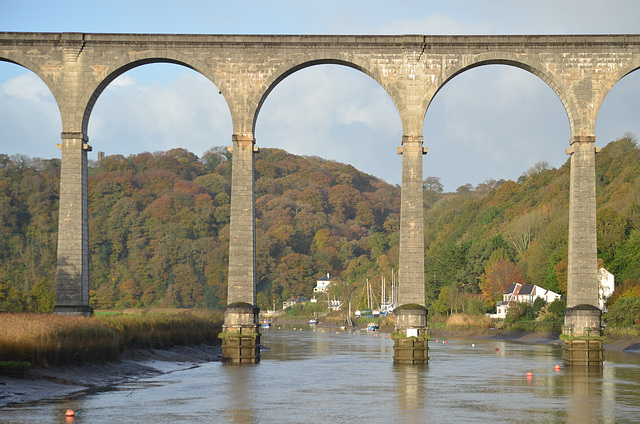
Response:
[2,32,640,364]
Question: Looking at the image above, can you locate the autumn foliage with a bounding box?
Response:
[479,249,525,303]
[2,135,640,316]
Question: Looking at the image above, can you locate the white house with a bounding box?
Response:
[598,268,615,311]
[313,273,335,293]
[329,298,342,311]
[282,296,308,309]
[493,283,561,319]
[493,269,615,318]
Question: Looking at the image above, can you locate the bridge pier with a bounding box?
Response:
[53,132,92,316]
[221,304,261,365]
[563,135,603,366]
[393,307,429,364]
[562,306,604,367]
[222,133,260,364]
[394,135,429,364]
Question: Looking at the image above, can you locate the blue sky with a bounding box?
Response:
[2,0,640,191]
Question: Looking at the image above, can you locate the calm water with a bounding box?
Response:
[2,327,640,423]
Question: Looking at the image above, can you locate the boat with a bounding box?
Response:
[367,322,379,332]
[261,320,271,329]
[308,318,319,325]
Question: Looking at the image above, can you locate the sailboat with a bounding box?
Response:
[380,268,398,315]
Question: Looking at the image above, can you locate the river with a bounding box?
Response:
[2,326,640,423]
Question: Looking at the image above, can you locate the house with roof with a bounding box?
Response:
[282,296,309,310]
[493,283,561,319]
[313,273,336,293]
[493,268,615,319]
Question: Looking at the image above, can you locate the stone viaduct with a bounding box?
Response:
[2,32,639,364]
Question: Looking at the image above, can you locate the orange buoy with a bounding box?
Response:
[65,409,75,417]
[527,372,533,379]
[555,364,561,371]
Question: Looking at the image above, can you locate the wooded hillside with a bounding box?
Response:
[1,134,639,314]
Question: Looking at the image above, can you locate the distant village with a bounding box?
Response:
[277,268,616,320]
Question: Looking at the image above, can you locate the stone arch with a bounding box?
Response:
[77,51,232,136]
[592,58,640,132]
[431,52,577,137]
[247,52,403,136]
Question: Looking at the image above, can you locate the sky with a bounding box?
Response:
[1,0,640,192]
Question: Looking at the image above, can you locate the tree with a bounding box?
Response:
[479,249,525,303]
[456,183,473,193]
[505,211,545,261]
[597,207,630,264]
[29,277,55,313]
[423,176,443,193]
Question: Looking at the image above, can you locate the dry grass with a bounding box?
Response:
[446,313,494,330]
[0,309,224,368]
[0,313,119,367]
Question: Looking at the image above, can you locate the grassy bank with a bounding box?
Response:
[0,309,223,369]
[426,313,564,338]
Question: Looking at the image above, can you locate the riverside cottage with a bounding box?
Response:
[493,283,561,319]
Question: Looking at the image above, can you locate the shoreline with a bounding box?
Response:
[2,327,639,408]
[0,344,221,408]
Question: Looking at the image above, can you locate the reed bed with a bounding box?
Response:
[446,313,494,331]
[97,309,224,349]
[0,313,119,367]
[0,310,223,368]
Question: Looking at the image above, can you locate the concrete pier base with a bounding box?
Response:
[562,305,604,367]
[221,304,261,365]
[393,307,429,364]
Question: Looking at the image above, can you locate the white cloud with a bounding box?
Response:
[0,73,61,159]
[2,73,51,101]
[110,74,135,87]
[256,65,402,184]
[88,68,232,157]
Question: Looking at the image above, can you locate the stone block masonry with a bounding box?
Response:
[2,32,638,362]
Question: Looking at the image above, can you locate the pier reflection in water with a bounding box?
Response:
[2,327,640,423]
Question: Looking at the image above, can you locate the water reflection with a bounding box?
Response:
[565,367,604,424]
[1,330,640,424]
[393,364,427,424]
[223,366,256,424]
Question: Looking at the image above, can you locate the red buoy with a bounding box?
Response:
[65,409,75,417]
[527,372,533,379]
[555,364,561,371]
[495,347,499,351]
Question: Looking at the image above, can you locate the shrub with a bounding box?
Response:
[505,301,534,323]
[546,298,566,316]
[533,297,546,315]
[604,297,640,327]
[606,280,640,307]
